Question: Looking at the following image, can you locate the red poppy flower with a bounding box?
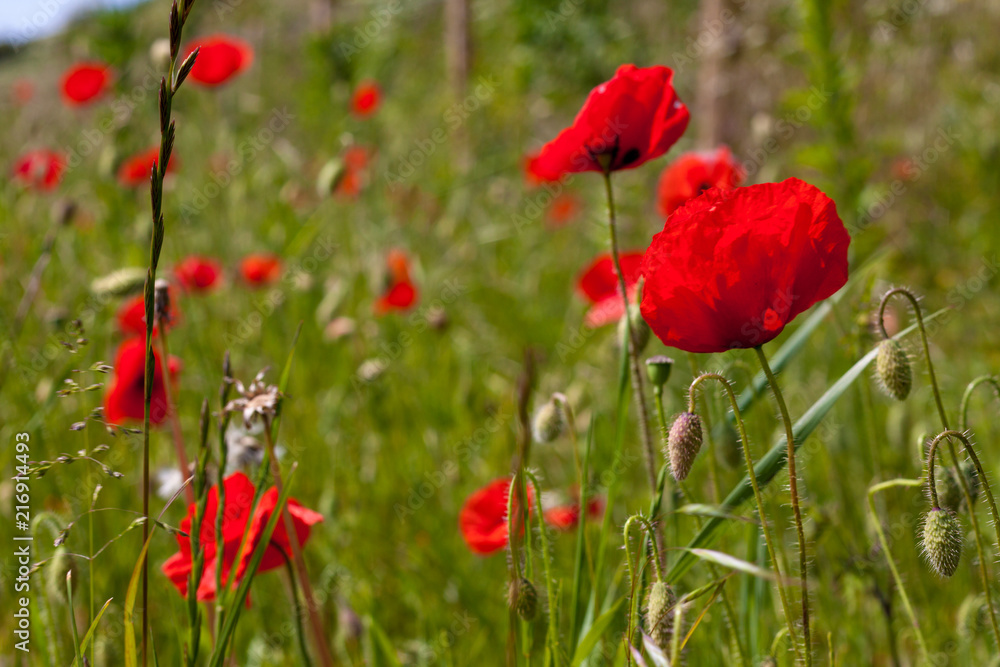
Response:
[184,35,253,87]
[12,150,66,191]
[656,146,743,217]
[351,81,381,118]
[640,178,851,353]
[61,63,111,106]
[116,291,180,337]
[240,254,282,286]
[12,79,34,105]
[335,146,371,198]
[577,252,644,328]
[544,496,604,531]
[459,478,534,555]
[174,256,222,292]
[528,65,689,182]
[546,192,581,227]
[104,338,171,425]
[162,472,323,601]
[374,249,418,315]
[117,147,177,187]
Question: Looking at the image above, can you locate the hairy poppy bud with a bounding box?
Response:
[936,461,980,512]
[759,658,778,667]
[958,594,989,638]
[645,355,674,389]
[667,412,703,481]
[509,578,538,621]
[875,339,912,400]
[713,421,742,469]
[531,398,564,444]
[645,580,676,650]
[921,508,963,577]
[619,304,650,353]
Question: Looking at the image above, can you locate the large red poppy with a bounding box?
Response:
[656,146,744,217]
[117,147,177,187]
[61,63,111,106]
[240,254,282,286]
[640,178,851,353]
[351,81,381,118]
[174,256,222,292]
[374,249,418,315]
[528,65,689,181]
[12,150,66,191]
[104,338,171,425]
[459,478,534,556]
[184,35,253,87]
[162,472,323,601]
[577,252,644,328]
[116,291,180,337]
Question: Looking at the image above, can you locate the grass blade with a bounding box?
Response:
[571,598,624,667]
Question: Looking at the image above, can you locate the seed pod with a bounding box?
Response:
[667,412,703,481]
[531,398,564,444]
[510,578,538,621]
[875,339,912,400]
[645,355,674,389]
[921,508,963,577]
[936,461,980,512]
[645,580,676,650]
[619,304,650,354]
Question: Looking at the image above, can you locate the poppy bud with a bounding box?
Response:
[316,157,347,197]
[935,462,979,512]
[759,658,778,667]
[618,304,650,353]
[713,421,742,469]
[154,279,172,326]
[667,412,703,481]
[921,508,963,577]
[958,594,989,638]
[645,355,674,389]
[531,398,564,444]
[875,339,912,401]
[645,580,675,650]
[509,578,538,621]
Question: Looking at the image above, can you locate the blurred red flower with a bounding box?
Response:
[117,147,177,187]
[351,81,381,118]
[640,178,851,353]
[174,256,222,292]
[544,496,604,531]
[335,146,370,198]
[162,472,323,601]
[528,65,689,182]
[12,79,34,105]
[656,146,743,217]
[104,338,177,425]
[12,150,66,191]
[116,290,180,337]
[61,62,111,106]
[577,252,644,327]
[546,192,581,227]
[374,249,418,315]
[459,478,534,555]
[184,35,253,87]
[240,254,282,286]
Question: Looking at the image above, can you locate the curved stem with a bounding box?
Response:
[878,288,948,428]
[866,479,930,663]
[754,346,811,665]
[926,430,1000,648]
[688,372,800,657]
[959,376,1000,432]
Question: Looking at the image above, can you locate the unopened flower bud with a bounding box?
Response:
[645,580,675,650]
[154,279,171,325]
[645,355,674,389]
[510,578,538,621]
[531,398,564,444]
[875,339,912,400]
[618,304,649,354]
[921,507,963,577]
[667,412,702,481]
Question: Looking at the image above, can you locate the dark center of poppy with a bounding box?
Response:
[618,148,641,168]
[696,181,712,195]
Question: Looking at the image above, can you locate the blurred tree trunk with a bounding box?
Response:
[695,0,727,148]
[445,0,472,171]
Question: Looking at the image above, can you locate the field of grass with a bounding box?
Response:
[2,0,1000,665]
